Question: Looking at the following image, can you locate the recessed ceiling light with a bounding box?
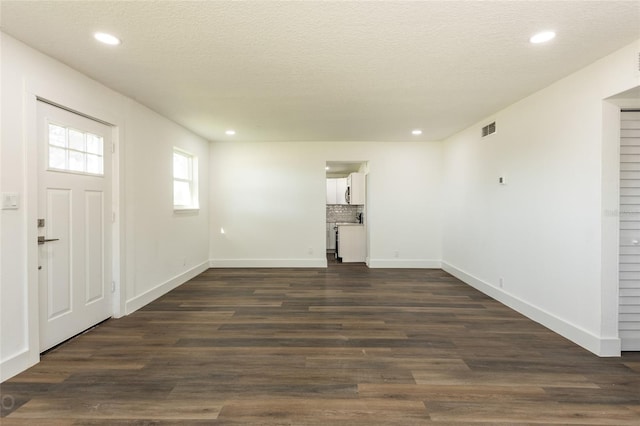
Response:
[94,32,121,46]
[529,31,556,44]
[225,130,236,136]
[412,129,423,135]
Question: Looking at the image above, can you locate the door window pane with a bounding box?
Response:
[68,151,85,172]
[49,124,66,147]
[68,129,85,151]
[48,123,104,176]
[86,154,103,174]
[86,133,103,154]
[49,146,67,169]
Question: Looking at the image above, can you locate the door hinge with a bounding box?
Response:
[112,211,116,223]
[111,281,116,293]
[111,143,116,154]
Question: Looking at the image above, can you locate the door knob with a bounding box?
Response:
[38,236,60,245]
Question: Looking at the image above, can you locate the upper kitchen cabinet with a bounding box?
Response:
[326,178,348,205]
[346,172,365,205]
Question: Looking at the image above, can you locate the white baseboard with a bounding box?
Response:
[0,348,39,383]
[442,261,621,357]
[125,261,209,315]
[209,258,328,268]
[367,259,442,268]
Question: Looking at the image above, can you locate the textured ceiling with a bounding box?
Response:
[1,1,639,142]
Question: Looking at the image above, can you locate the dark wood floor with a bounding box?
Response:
[2,258,640,424]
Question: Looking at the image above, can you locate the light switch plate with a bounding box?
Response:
[2,193,19,210]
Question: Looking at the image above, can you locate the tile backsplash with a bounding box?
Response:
[326,204,364,223]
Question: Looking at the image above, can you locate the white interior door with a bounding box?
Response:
[37,101,112,351]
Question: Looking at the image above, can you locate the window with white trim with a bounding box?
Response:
[173,148,198,210]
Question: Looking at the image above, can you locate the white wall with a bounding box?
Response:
[441,39,640,356]
[0,33,209,381]
[123,104,210,314]
[209,141,442,268]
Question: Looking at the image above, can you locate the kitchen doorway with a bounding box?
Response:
[325,161,368,265]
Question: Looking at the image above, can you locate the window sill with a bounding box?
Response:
[173,207,200,213]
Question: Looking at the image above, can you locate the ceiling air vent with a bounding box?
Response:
[482,121,496,137]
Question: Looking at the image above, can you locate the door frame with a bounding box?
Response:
[602,89,640,355]
[616,107,640,350]
[23,80,125,369]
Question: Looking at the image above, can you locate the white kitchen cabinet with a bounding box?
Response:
[337,224,365,262]
[335,178,347,204]
[326,179,336,204]
[346,172,365,205]
[326,178,347,205]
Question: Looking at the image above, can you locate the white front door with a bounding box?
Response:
[37,101,112,351]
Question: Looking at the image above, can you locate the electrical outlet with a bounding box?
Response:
[394,250,399,258]
[499,277,504,288]
[308,247,313,255]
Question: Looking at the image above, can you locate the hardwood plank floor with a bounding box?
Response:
[2,257,640,424]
